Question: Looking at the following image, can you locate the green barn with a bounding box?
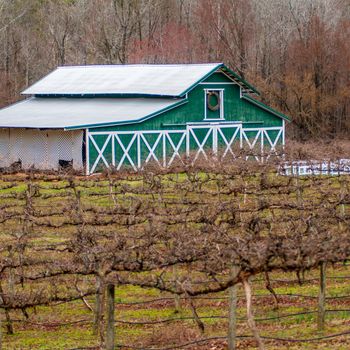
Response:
[0,63,289,174]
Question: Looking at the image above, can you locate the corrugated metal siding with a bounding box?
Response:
[0,129,83,170]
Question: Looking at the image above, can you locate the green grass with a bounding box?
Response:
[4,325,97,350]
[3,264,350,349]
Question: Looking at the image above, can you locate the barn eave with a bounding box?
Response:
[219,65,260,96]
[0,97,187,130]
[64,98,188,130]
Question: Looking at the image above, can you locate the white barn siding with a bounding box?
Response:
[0,129,83,170]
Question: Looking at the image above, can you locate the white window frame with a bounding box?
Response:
[204,89,224,120]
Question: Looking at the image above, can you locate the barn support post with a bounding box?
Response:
[239,125,243,149]
[85,129,90,175]
[105,284,115,350]
[111,135,115,167]
[317,262,326,332]
[260,130,264,162]
[162,132,166,167]
[212,125,218,156]
[282,120,286,160]
[137,132,141,169]
[186,126,190,157]
[228,266,239,350]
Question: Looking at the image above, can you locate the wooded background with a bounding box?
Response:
[0,0,349,141]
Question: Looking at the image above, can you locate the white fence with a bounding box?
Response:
[281,159,350,176]
[87,123,285,174]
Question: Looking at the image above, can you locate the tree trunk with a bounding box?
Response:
[172,266,181,313]
[0,283,13,335]
[264,271,279,310]
[4,309,13,335]
[188,296,205,334]
[105,284,115,350]
[0,310,2,350]
[243,277,265,350]
[317,262,326,332]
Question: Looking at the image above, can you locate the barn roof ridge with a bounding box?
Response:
[55,63,223,68]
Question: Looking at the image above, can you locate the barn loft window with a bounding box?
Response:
[204,89,224,120]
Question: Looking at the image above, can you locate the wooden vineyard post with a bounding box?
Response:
[295,175,303,207]
[228,266,239,350]
[93,275,103,336]
[317,262,326,332]
[228,284,238,350]
[339,179,346,230]
[105,284,115,350]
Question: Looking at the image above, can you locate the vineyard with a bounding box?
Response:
[0,151,349,350]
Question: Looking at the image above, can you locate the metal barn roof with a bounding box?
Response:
[22,64,221,97]
[0,97,185,130]
[22,63,259,97]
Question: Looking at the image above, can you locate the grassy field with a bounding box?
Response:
[0,172,349,350]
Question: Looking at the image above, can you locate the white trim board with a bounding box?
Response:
[204,89,225,120]
[199,82,236,85]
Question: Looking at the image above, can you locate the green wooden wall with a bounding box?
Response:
[88,72,284,172]
[89,72,282,133]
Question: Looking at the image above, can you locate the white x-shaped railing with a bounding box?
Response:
[114,133,138,171]
[166,132,187,166]
[188,127,212,162]
[218,126,240,158]
[87,124,284,174]
[262,128,283,160]
[140,133,163,166]
[89,134,112,173]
